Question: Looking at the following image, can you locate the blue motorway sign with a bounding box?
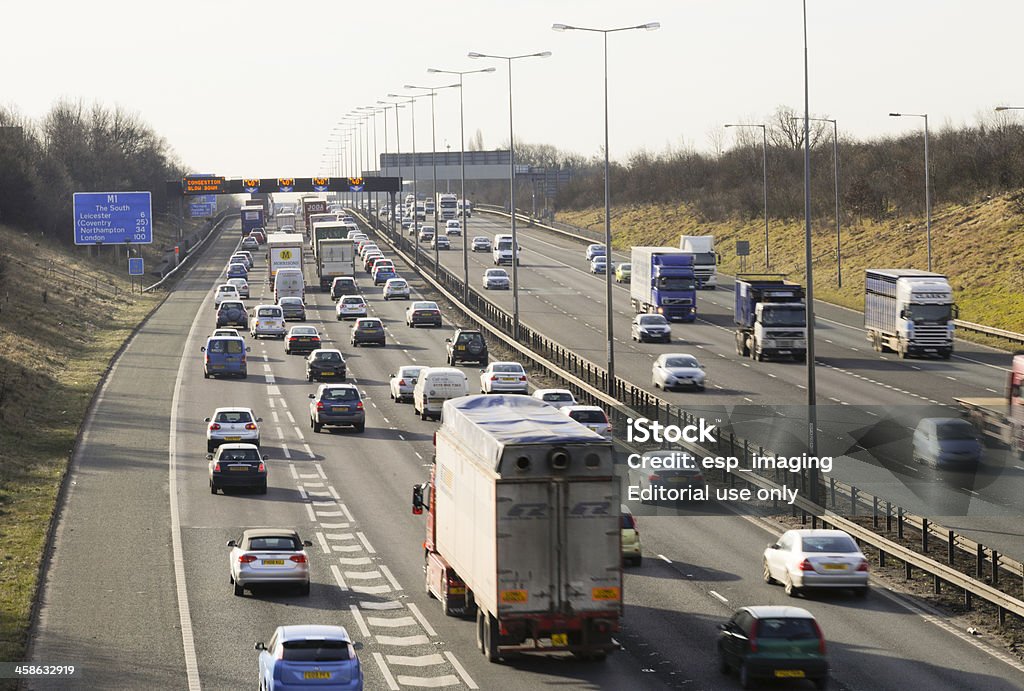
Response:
[189,202,215,218]
[128,257,145,276]
[73,191,153,245]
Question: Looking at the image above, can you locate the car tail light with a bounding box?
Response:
[209,423,221,431]
[812,620,826,654]
[519,376,527,382]
[289,555,307,564]
[748,620,759,653]
[316,402,325,411]
[258,462,265,473]
[245,423,257,430]
[356,401,364,410]
[798,559,815,571]
[491,376,498,381]
[857,560,869,572]
[399,379,406,386]
[446,575,461,587]
[239,555,257,564]
[205,355,210,364]
[289,337,296,343]
[213,462,221,472]
[649,474,661,482]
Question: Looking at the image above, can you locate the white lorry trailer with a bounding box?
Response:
[678,235,718,288]
[412,395,621,662]
[316,239,355,291]
[266,232,305,284]
[864,269,956,359]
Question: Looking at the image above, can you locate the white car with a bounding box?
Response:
[227,277,250,299]
[652,353,706,391]
[471,236,491,252]
[532,389,578,410]
[214,284,241,308]
[480,361,528,394]
[418,226,436,243]
[211,328,242,339]
[482,268,510,290]
[763,529,870,598]
[561,405,612,439]
[358,242,379,259]
[336,295,368,320]
[389,365,423,403]
[205,406,261,453]
[383,278,410,300]
[227,528,312,596]
[431,235,450,250]
[445,220,462,236]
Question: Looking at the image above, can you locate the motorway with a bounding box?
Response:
[416,213,1024,557]
[28,215,1024,690]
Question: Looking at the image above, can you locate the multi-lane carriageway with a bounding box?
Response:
[28,215,1024,690]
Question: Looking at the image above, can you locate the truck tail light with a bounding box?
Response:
[289,554,307,564]
[239,555,257,564]
[209,423,221,431]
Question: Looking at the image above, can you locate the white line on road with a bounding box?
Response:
[340,503,354,522]
[444,652,479,689]
[361,600,403,610]
[316,532,330,554]
[304,503,316,522]
[282,443,291,459]
[315,463,327,479]
[367,616,417,628]
[407,603,437,636]
[386,653,444,667]
[380,565,403,591]
[372,653,401,691]
[658,554,672,564]
[349,604,371,637]
[377,634,431,646]
[289,464,298,479]
[271,411,280,423]
[356,531,377,554]
[709,590,729,604]
[286,410,296,423]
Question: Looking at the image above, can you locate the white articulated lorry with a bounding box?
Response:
[864,269,956,359]
[678,235,718,288]
[412,395,621,662]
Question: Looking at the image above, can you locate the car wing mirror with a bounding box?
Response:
[445,338,452,343]
[768,543,778,549]
[255,417,263,423]
[226,540,237,547]
[412,484,424,515]
[204,417,211,422]
[254,641,266,651]
[352,641,364,651]
[262,454,269,461]
[206,453,214,460]
[303,540,313,547]
[308,393,316,399]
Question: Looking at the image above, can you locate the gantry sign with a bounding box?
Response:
[167,175,402,196]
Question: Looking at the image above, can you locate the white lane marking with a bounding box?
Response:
[444,652,479,690]
[169,280,206,691]
[307,490,332,498]
[353,584,392,595]
[262,364,272,372]
[304,443,316,458]
[386,654,445,666]
[361,600,403,610]
[267,397,276,409]
[289,464,298,479]
[330,564,349,590]
[367,616,417,628]
[320,522,350,530]
[329,486,341,500]
[282,444,292,459]
[407,603,437,636]
[326,532,356,540]
[709,590,729,604]
[265,374,276,384]
[378,634,431,646]
[286,410,296,423]
[272,411,280,423]
[380,565,403,591]
[292,425,304,439]
[312,500,337,507]
[278,398,288,408]
[658,554,672,564]
[316,532,330,554]
[396,674,461,687]
[297,487,309,500]
[350,604,371,637]
[303,481,325,488]
[372,653,401,691]
[315,463,327,479]
[340,504,355,522]
[345,570,383,580]
[299,472,319,479]
[304,503,316,521]
[333,544,364,553]
[316,510,345,517]
[275,426,284,439]
[338,556,373,566]
[357,531,377,554]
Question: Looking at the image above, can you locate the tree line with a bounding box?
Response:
[0,100,184,239]
[546,106,1024,222]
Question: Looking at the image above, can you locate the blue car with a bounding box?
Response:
[373,267,397,285]
[227,262,249,280]
[256,625,363,690]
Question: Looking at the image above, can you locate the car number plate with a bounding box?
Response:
[299,337,310,341]
[332,406,349,412]
[263,559,284,565]
[225,436,241,441]
[448,586,466,595]
[500,377,515,382]
[211,364,224,369]
[456,345,466,351]
[321,372,335,376]
[774,670,805,678]
[551,633,568,647]
[229,466,248,472]
[303,671,331,679]
[778,349,791,354]
[823,563,846,570]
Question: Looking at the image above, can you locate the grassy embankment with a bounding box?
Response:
[0,218,199,672]
[558,193,1024,343]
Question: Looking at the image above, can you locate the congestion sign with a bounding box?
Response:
[183,175,226,195]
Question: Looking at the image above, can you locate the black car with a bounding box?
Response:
[278,297,307,321]
[217,301,248,328]
[331,276,358,299]
[446,328,488,366]
[306,349,347,381]
[285,326,322,355]
[208,444,268,494]
[351,318,386,347]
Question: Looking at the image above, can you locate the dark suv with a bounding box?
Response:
[446,329,488,366]
[216,301,248,328]
[331,277,358,300]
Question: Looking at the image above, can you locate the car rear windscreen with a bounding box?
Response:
[220,448,260,461]
[756,618,818,640]
[215,411,252,423]
[801,536,858,553]
[247,536,299,551]
[571,410,607,424]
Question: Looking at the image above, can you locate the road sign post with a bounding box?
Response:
[73,192,153,245]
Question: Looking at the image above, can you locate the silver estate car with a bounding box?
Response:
[227,528,313,596]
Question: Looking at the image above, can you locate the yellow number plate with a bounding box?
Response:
[774,670,805,678]
[303,671,331,679]
[500,589,528,603]
[592,587,621,601]
[551,633,568,647]
[823,563,846,570]
[448,586,466,595]
[263,559,284,566]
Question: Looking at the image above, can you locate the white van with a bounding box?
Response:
[413,367,469,421]
[274,268,305,302]
[492,233,520,266]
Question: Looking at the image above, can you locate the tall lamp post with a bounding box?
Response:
[790,116,842,286]
[553,21,659,395]
[427,66,496,305]
[389,93,427,265]
[889,112,932,271]
[724,122,769,270]
[468,50,552,340]
[379,100,406,234]
[406,83,459,275]
[800,0,819,506]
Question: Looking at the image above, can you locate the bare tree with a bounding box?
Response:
[768,105,829,149]
[468,129,485,151]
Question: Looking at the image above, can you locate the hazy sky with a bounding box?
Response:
[6,1,1024,178]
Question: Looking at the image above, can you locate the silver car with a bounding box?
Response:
[227,528,312,596]
[205,407,262,452]
[652,353,706,391]
[480,362,528,394]
[389,365,423,403]
[383,278,410,300]
[482,268,510,290]
[227,277,250,299]
[471,236,491,252]
[632,314,672,343]
[532,388,577,410]
[249,304,286,339]
[336,295,368,320]
[763,529,870,598]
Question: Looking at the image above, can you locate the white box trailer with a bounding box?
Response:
[413,395,621,662]
[267,232,305,282]
[864,269,955,359]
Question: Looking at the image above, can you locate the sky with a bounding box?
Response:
[5,1,1024,178]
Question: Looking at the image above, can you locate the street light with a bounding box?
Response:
[379,100,406,231]
[406,83,459,275]
[553,21,658,395]
[725,123,769,270]
[791,116,841,287]
[427,65,496,305]
[389,92,431,266]
[469,50,552,340]
[889,112,932,272]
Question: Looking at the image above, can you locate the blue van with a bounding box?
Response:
[201,336,250,379]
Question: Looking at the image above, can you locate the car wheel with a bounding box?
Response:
[203,370,209,379]
[784,574,800,597]
[762,560,776,584]
[355,423,365,433]
[718,649,730,674]
[813,677,829,690]
[632,556,642,567]
[233,582,244,597]
[300,581,311,596]
[337,315,342,321]
[312,418,323,433]
[210,481,218,495]
[207,441,215,453]
[306,372,313,381]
